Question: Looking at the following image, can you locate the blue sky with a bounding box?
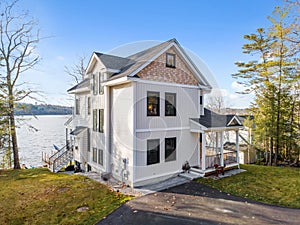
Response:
[17,0,283,108]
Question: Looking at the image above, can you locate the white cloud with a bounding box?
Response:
[231,81,245,92]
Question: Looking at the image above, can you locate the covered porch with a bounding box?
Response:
[190,108,243,175]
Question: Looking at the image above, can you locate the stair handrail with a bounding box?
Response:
[52,145,73,172]
[49,141,70,164]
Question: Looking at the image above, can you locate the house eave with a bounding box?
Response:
[68,87,90,94]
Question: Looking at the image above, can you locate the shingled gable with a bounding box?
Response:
[83,39,212,89]
[191,108,243,130]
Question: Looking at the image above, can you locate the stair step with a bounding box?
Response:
[179,171,204,180]
[190,167,205,174]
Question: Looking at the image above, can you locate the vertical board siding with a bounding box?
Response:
[136,82,199,130]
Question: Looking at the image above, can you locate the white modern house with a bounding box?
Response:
[61,39,243,187]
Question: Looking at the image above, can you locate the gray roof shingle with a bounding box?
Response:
[67,78,90,92]
[192,108,243,128]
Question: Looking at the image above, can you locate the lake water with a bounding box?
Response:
[16,115,70,167]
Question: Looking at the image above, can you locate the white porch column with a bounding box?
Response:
[201,132,206,171]
[236,130,240,168]
[220,131,224,166]
[215,132,219,154]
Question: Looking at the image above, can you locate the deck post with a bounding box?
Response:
[220,131,224,166]
[201,132,206,171]
[236,130,240,168]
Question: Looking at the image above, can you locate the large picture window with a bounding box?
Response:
[147,139,160,165]
[147,92,160,116]
[165,137,176,162]
[92,148,97,162]
[165,93,176,116]
[93,109,97,131]
[99,109,104,133]
[166,53,176,68]
[98,149,103,165]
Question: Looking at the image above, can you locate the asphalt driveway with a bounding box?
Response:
[98,181,300,225]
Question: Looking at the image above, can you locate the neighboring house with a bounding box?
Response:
[64,39,243,187]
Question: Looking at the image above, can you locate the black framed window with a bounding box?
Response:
[166,53,176,68]
[87,97,91,115]
[99,109,104,133]
[200,96,203,105]
[87,128,90,152]
[147,92,160,116]
[99,72,104,95]
[147,139,160,165]
[93,74,98,95]
[92,148,97,162]
[165,93,176,116]
[75,98,80,115]
[93,109,97,131]
[98,149,103,165]
[165,137,176,162]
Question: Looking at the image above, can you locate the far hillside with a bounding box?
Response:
[15,103,72,115]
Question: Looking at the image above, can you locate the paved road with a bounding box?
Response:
[98,181,300,225]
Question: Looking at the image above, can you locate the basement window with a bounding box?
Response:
[147,139,160,165]
[165,137,176,162]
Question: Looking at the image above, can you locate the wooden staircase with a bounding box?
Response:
[42,142,73,173]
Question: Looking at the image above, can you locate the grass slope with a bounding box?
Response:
[0,168,132,225]
[197,164,300,208]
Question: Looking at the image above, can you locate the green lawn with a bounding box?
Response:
[197,164,300,208]
[0,168,133,225]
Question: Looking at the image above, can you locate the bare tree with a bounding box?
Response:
[65,56,86,84]
[206,90,225,114]
[0,0,40,169]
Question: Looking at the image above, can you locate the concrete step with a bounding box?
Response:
[190,167,205,174]
[179,171,204,180]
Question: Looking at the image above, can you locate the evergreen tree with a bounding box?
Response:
[233,5,299,165]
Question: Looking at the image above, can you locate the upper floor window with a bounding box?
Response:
[75,98,80,115]
[165,137,176,162]
[166,53,176,68]
[87,97,91,115]
[147,139,160,165]
[99,109,104,133]
[99,72,104,95]
[165,93,176,116]
[93,109,97,131]
[147,92,160,116]
[93,74,98,95]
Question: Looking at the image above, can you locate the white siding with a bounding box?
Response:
[134,130,198,186]
[110,83,134,186]
[132,82,201,186]
[136,82,199,130]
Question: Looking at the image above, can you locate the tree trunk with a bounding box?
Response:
[8,84,20,169]
[10,107,20,169]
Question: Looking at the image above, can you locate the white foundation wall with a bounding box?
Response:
[110,83,134,186]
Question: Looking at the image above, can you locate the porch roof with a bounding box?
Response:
[191,108,243,131]
[67,78,90,93]
[70,126,87,136]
